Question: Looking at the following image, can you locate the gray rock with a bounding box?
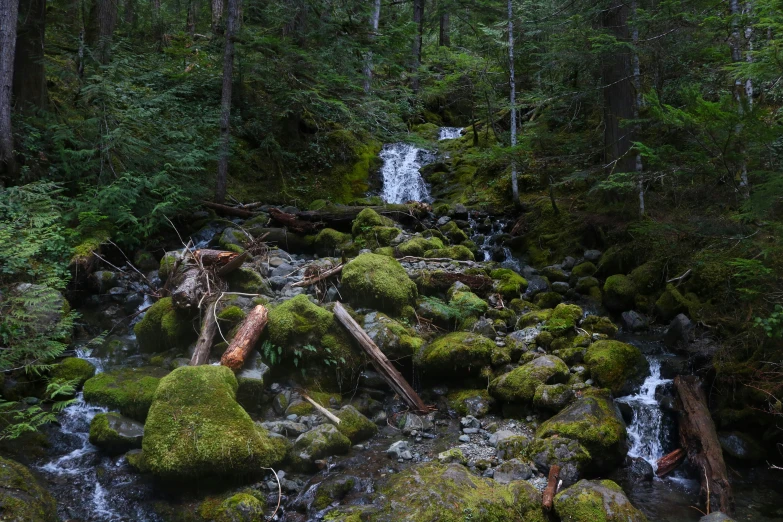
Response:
[533,383,575,412]
[718,431,765,463]
[583,250,602,261]
[493,459,532,484]
[89,412,144,455]
[700,513,736,522]
[460,416,481,429]
[552,281,571,295]
[523,275,549,299]
[462,428,479,434]
[529,437,590,487]
[626,456,654,482]
[621,310,649,332]
[260,420,309,437]
[488,429,517,447]
[458,435,470,443]
[664,313,695,348]
[562,257,577,270]
[436,216,452,226]
[399,412,433,435]
[470,317,496,337]
[387,440,412,460]
[271,263,295,278]
[554,480,646,521]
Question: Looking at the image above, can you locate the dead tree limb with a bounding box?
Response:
[190,301,218,366]
[292,264,344,288]
[302,393,341,425]
[202,200,258,218]
[171,267,203,309]
[193,249,240,267]
[268,208,324,234]
[542,464,560,511]
[333,301,429,413]
[674,375,734,515]
[220,305,268,370]
[217,252,248,277]
[656,448,686,477]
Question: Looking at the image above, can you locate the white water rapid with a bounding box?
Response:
[379,143,431,204]
[438,127,463,140]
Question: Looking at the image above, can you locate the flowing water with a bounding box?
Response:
[438,127,463,140]
[379,144,431,204]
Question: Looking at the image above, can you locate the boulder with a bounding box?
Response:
[603,275,637,313]
[493,458,532,483]
[83,367,165,421]
[584,340,649,396]
[142,366,286,480]
[50,357,96,388]
[554,479,647,522]
[543,303,583,336]
[133,297,195,353]
[625,456,654,482]
[489,355,570,403]
[664,313,695,348]
[417,332,498,375]
[198,492,267,522]
[528,437,591,487]
[490,268,528,299]
[363,311,424,360]
[351,208,395,236]
[0,456,57,521]
[446,389,495,417]
[621,310,649,332]
[291,424,351,471]
[581,315,619,337]
[718,431,765,463]
[533,383,575,412]
[424,245,475,261]
[335,405,378,443]
[341,253,417,313]
[396,236,444,257]
[699,513,736,522]
[235,352,271,412]
[89,412,144,455]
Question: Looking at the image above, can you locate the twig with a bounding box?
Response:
[301,393,341,425]
[667,269,692,285]
[292,263,344,288]
[261,467,282,520]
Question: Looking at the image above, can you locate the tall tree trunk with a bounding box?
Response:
[152,0,162,49]
[439,11,450,47]
[211,0,223,33]
[186,0,196,36]
[411,0,423,92]
[0,0,19,181]
[123,0,135,32]
[86,0,117,64]
[363,0,381,93]
[631,0,644,216]
[730,0,752,196]
[508,0,519,206]
[14,0,47,112]
[601,0,635,174]
[215,0,240,203]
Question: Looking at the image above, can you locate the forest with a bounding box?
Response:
[1,0,782,520]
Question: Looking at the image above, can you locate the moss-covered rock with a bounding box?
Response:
[363,311,423,361]
[314,228,353,254]
[0,456,57,522]
[219,228,249,253]
[50,357,96,388]
[603,275,637,313]
[83,367,165,421]
[342,253,417,313]
[335,405,378,443]
[528,437,591,487]
[544,303,583,336]
[313,476,357,511]
[518,309,552,328]
[357,226,402,249]
[629,262,663,294]
[225,266,270,295]
[423,245,475,261]
[133,297,195,353]
[417,332,498,375]
[489,355,570,403]
[536,392,627,470]
[291,424,352,471]
[533,383,575,412]
[490,268,528,299]
[158,251,180,280]
[449,290,488,318]
[553,479,648,521]
[351,208,394,236]
[198,491,267,522]
[438,221,469,243]
[597,246,637,277]
[534,291,563,309]
[375,462,545,522]
[88,412,144,455]
[581,315,618,337]
[396,236,445,257]
[575,276,600,294]
[142,365,286,480]
[217,305,246,325]
[572,262,597,278]
[584,340,648,395]
[446,389,496,417]
[655,283,697,321]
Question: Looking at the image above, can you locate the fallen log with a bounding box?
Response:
[269,208,324,234]
[193,249,240,267]
[291,263,344,288]
[397,256,477,265]
[217,252,248,277]
[656,448,686,478]
[674,375,734,515]
[271,204,430,232]
[202,200,257,218]
[333,301,429,413]
[171,267,203,309]
[190,301,218,366]
[221,305,268,370]
[542,464,560,511]
[415,270,493,296]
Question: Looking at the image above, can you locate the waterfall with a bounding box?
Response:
[617,358,672,470]
[379,143,431,204]
[438,127,463,140]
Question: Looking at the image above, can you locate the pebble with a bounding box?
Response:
[462,428,479,434]
[459,435,470,443]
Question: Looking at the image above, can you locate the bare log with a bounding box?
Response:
[302,393,341,425]
[333,301,429,413]
[193,249,240,267]
[674,375,734,515]
[220,305,268,370]
[171,267,203,309]
[202,200,257,218]
[268,204,430,232]
[656,448,686,478]
[397,256,477,265]
[292,264,344,288]
[217,252,248,277]
[542,464,560,511]
[268,208,324,234]
[190,301,218,366]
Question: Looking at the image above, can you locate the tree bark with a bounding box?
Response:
[542,464,560,510]
[186,0,196,36]
[508,0,519,206]
[631,0,644,216]
[13,0,47,112]
[674,376,734,516]
[88,0,117,64]
[171,267,203,309]
[333,302,428,413]
[656,448,686,477]
[221,304,267,370]
[411,0,423,92]
[363,0,381,93]
[211,0,223,33]
[0,0,19,180]
[729,0,752,196]
[215,0,240,203]
[190,301,218,366]
[601,0,635,174]
[439,11,450,47]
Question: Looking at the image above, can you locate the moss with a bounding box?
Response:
[489,355,570,403]
[226,266,270,295]
[70,230,110,268]
[199,492,266,522]
[584,340,648,395]
[518,309,552,328]
[553,480,648,522]
[417,332,497,375]
[534,291,563,309]
[543,303,583,336]
[88,412,143,455]
[50,357,96,387]
[490,269,528,299]
[342,253,418,314]
[335,405,378,443]
[290,424,352,471]
[351,208,394,236]
[142,366,286,480]
[629,261,663,294]
[437,448,467,465]
[602,275,637,313]
[314,476,357,511]
[655,283,699,321]
[133,297,195,353]
[596,246,637,277]
[0,456,58,521]
[449,290,488,317]
[424,245,475,261]
[571,262,597,278]
[446,389,495,416]
[396,236,444,257]
[313,228,352,254]
[158,251,179,280]
[575,276,599,294]
[364,311,424,360]
[83,367,165,421]
[438,221,469,244]
[219,228,248,253]
[581,315,618,337]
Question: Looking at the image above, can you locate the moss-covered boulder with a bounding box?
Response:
[133,297,195,353]
[528,437,591,487]
[423,245,475,261]
[199,492,267,522]
[142,365,286,480]
[363,311,423,361]
[50,357,96,388]
[655,283,698,321]
[490,268,528,299]
[417,332,497,375]
[534,291,563,309]
[88,412,144,455]
[291,424,352,471]
[341,253,417,313]
[335,405,378,443]
[518,309,552,328]
[225,266,270,295]
[603,275,637,313]
[449,290,488,318]
[533,383,575,412]
[572,262,597,278]
[536,392,627,470]
[553,480,648,522]
[581,315,618,337]
[396,236,444,257]
[314,228,353,255]
[584,340,648,395]
[351,208,395,236]
[446,389,496,417]
[544,303,583,336]
[629,262,662,294]
[489,355,570,403]
[83,367,165,421]
[219,228,248,253]
[0,456,57,521]
[597,246,637,277]
[438,221,469,243]
[376,462,546,522]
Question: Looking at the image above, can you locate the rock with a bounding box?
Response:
[603,274,637,313]
[437,448,466,465]
[581,315,619,337]
[387,440,412,460]
[533,383,575,412]
[460,415,481,429]
[201,492,266,522]
[313,228,353,255]
[397,236,444,257]
[718,431,765,463]
[626,456,654,482]
[335,405,378,443]
[489,355,570,403]
[584,340,649,396]
[495,434,532,460]
[469,316,496,337]
[523,275,549,298]
[235,352,270,412]
[417,332,499,376]
[83,367,165,421]
[562,256,576,270]
[655,284,695,322]
[398,412,433,434]
[575,276,600,294]
[310,475,358,511]
[664,313,695,348]
[259,420,309,437]
[142,366,286,480]
[291,424,351,470]
[446,389,495,417]
[493,458,532,483]
[50,357,96,389]
[219,227,248,252]
[0,456,57,521]
[544,303,583,336]
[458,435,470,443]
[541,265,569,282]
[552,281,570,294]
[90,270,119,292]
[621,310,649,332]
[554,479,647,522]
[572,261,598,278]
[490,268,528,298]
[536,391,627,471]
[535,291,563,308]
[584,250,602,261]
[133,297,195,353]
[377,463,545,521]
[363,311,423,360]
[700,513,736,522]
[89,412,144,455]
[226,265,271,295]
[528,437,591,487]
[424,245,475,261]
[341,253,417,313]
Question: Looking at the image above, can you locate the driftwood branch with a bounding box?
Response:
[220,305,268,370]
[333,302,429,413]
[667,269,692,285]
[542,464,560,511]
[190,301,218,366]
[656,448,686,477]
[217,252,248,277]
[302,393,342,425]
[202,200,258,218]
[292,264,344,288]
[171,267,203,309]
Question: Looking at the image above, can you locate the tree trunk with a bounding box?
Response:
[730,0,752,196]
[411,0,423,92]
[95,0,117,64]
[211,0,223,33]
[631,0,644,216]
[601,0,635,174]
[439,11,450,47]
[190,301,218,366]
[363,0,381,93]
[508,0,519,206]
[0,0,18,181]
[674,376,734,516]
[215,0,240,203]
[656,448,686,477]
[220,304,267,370]
[186,0,196,36]
[171,267,203,309]
[13,0,47,112]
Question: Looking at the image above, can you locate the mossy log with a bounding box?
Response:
[220,305,268,370]
[674,376,734,516]
[271,204,430,232]
[268,208,324,234]
[417,271,493,295]
[202,200,258,218]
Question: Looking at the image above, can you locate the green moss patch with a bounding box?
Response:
[417,332,497,375]
[51,357,96,388]
[553,479,648,522]
[342,253,417,314]
[584,340,648,395]
[0,456,58,522]
[133,297,196,353]
[490,269,528,299]
[489,355,570,403]
[83,367,166,421]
